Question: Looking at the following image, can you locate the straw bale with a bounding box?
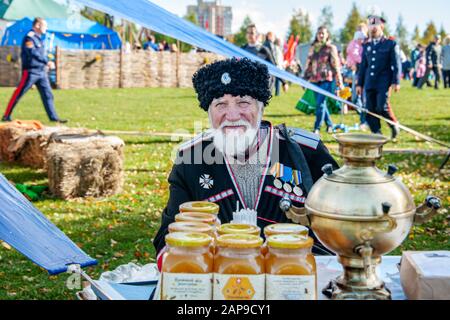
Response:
[46,133,124,199]
[0,120,44,162]
[8,127,90,169]
[0,46,21,87]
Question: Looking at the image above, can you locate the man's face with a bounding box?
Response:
[369,23,383,38]
[246,27,258,45]
[209,94,260,132]
[35,21,48,35]
[209,94,262,157]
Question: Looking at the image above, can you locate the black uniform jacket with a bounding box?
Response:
[153,121,338,256]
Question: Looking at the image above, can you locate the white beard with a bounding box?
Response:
[211,116,261,158]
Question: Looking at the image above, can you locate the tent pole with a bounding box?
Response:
[55,46,61,89]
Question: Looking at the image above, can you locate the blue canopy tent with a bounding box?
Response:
[1,17,121,50]
[0,174,97,274]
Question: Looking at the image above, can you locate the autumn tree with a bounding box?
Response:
[422,21,438,44]
[412,25,421,44]
[395,15,409,55]
[288,8,313,44]
[318,6,334,36]
[340,3,363,44]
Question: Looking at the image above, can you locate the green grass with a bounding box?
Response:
[0,83,448,299]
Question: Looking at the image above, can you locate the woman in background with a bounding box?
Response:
[304,26,343,135]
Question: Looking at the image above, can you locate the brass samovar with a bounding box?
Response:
[282,133,441,300]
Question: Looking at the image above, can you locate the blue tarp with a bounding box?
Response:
[0,174,97,275]
[1,17,121,50]
[75,0,357,109]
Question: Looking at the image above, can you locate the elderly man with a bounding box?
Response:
[153,58,338,260]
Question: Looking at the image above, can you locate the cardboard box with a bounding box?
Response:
[400,251,450,300]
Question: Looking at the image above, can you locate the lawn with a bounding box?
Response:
[0,83,448,299]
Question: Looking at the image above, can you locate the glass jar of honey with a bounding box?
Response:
[261,223,310,256]
[168,221,214,236]
[213,234,264,300]
[161,232,213,300]
[217,223,261,236]
[179,201,219,215]
[265,234,317,300]
[175,212,219,228]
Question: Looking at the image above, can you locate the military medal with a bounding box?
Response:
[281,166,293,193]
[293,170,303,196]
[270,163,283,189]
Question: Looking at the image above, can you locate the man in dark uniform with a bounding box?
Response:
[2,18,66,123]
[153,58,338,264]
[356,14,401,140]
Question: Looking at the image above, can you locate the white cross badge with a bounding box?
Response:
[199,174,214,189]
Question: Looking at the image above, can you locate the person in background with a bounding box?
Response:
[346,30,369,130]
[356,13,401,140]
[241,25,277,89]
[410,43,422,85]
[442,35,450,89]
[304,25,343,135]
[413,45,427,87]
[417,35,442,90]
[2,18,66,123]
[143,34,159,51]
[273,37,289,96]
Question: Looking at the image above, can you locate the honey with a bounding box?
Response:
[263,223,309,237]
[179,201,219,215]
[174,212,219,227]
[262,223,310,256]
[217,223,261,236]
[168,221,214,236]
[265,234,317,300]
[213,234,265,300]
[161,232,213,300]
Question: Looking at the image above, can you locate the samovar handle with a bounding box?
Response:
[414,196,442,224]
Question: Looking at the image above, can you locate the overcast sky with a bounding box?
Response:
[150,0,449,40]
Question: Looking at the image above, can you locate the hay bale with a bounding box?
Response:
[46,134,124,199]
[0,120,44,162]
[8,127,91,168]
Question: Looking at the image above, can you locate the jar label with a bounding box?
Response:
[162,272,212,300]
[266,275,316,300]
[213,274,265,300]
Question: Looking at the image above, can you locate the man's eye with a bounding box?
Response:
[239,101,250,105]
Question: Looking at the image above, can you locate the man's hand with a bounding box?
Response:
[391,84,400,93]
[356,86,363,96]
[283,83,289,93]
[47,61,55,70]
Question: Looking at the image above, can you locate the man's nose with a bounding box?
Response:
[224,105,241,122]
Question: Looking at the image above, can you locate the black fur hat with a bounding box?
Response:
[192,58,272,111]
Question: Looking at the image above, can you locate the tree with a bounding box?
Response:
[318,6,334,35]
[422,21,438,44]
[395,15,409,55]
[439,24,447,40]
[233,15,254,47]
[287,8,313,44]
[412,25,421,45]
[340,3,363,44]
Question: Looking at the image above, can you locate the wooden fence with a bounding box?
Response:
[0,46,223,89]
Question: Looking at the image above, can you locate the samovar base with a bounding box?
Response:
[322,279,391,300]
[322,257,392,300]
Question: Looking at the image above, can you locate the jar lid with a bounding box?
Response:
[179,201,219,214]
[217,223,261,236]
[267,234,314,249]
[216,234,263,248]
[175,212,217,225]
[264,223,309,236]
[165,232,212,247]
[168,221,214,235]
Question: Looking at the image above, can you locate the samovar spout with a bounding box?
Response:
[355,241,373,278]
